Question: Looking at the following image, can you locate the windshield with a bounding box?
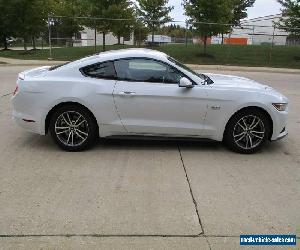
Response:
[167,57,213,84]
[167,57,205,79]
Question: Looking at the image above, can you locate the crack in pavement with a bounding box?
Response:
[205,237,212,250]
[177,145,204,236]
[0,92,12,114]
[178,145,213,249]
[1,92,12,98]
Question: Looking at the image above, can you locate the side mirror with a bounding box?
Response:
[179,77,193,88]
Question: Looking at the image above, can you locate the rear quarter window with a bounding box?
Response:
[80,61,116,80]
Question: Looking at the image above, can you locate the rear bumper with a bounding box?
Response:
[12,110,44,135]
[11,89,46,135]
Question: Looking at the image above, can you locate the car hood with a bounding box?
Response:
[205,73,270,90]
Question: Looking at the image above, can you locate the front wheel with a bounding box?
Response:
[224,109,271,154]
[49,105,98,151]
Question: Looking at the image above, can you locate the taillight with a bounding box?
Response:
[13,85,19,96]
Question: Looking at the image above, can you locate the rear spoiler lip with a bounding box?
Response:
[18,73,25,80]
[18,66,51,80]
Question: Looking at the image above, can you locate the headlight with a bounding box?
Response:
[272,103,288,111]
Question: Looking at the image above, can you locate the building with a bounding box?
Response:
[74,27,134,47]
[146,35,172,45]
[211,14,289,45]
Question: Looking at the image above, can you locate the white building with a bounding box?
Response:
[211,14,289,45]
[146,35,171,44]
[74,27,134,47]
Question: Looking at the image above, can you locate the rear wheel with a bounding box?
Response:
[224,109,271,154]
[49,105,98,151]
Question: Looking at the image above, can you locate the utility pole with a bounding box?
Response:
[94,26,97,53]
[269,25,276,65]
[185,21,188,47]
[252,25,255,45]
[139,26,141,47]
[48,14,53,60]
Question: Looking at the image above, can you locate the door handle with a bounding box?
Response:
[118,91,136,96]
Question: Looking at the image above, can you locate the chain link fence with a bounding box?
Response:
[22,15,300,68]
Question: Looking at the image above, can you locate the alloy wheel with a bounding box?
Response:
[55,111,89,147]
[233,115,265,150]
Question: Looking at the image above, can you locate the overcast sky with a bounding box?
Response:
[169,0,282,21]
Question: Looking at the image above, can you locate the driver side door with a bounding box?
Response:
[112,58,208,136]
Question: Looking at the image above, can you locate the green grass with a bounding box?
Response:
[1,44,300,69]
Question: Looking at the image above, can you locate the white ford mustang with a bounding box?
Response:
[12,49,288,153]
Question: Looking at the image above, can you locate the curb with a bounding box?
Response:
[187,64,300,74]
[0,57,67,67]
[0,63,63,67]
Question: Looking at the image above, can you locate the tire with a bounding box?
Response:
[223,108,271,154]
[49,104,98,151]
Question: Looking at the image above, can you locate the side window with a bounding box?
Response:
[164,67,185,84]
[114,58,184,84]
[81,61,116,80]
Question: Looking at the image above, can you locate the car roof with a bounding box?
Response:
[66,48,169,68]
[98,48,168,61]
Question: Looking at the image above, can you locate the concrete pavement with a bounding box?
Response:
[0,66,299,249]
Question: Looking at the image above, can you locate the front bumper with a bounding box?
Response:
[272,129,288,141]
[270,106,288,141]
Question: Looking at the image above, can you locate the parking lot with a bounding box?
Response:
[0,66,299,249]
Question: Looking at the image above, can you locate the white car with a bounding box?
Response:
[12,49,288,153]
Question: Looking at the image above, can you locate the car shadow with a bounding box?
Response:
[16,132,289,157]
[94,137,224,151]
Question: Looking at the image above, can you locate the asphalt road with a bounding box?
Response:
[0,66,299,249]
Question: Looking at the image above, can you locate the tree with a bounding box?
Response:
[184,0,233,53]
[109,0,135,45]
[84,0,117,51]
[137,0,174,44]
[51,0,86,47]
[158,24,193,44]
[133,19,149,46]
[12,0,49,50]
[220,0,256,44]
[278,0,300,37]
[0,0,17,50]
[232,0,255,25]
